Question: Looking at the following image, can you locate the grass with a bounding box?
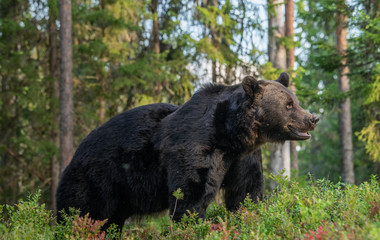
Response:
[0,174,379,239]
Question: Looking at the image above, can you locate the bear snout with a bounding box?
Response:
[308,115,319,129]
[309,115,319,124]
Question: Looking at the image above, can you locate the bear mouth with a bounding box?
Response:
[288,126,311,140]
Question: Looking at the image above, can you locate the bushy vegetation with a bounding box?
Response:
[1,175,379,239]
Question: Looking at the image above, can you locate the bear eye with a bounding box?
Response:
[286,102,293,110]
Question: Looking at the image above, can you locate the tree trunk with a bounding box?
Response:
[208,0,219,83]
[285,0,298,173]
[49,0,59,212]
[98,70,105,123]
[99,94,106,123]
[99,0,106,123]
[152,0,162,98]
[285,0,294,73]
[152,0,160,55]
[336,0,354,184]
[268,0,287,69]
[268,0,290,188]
[212,61,217,83]
[59,0,74,173]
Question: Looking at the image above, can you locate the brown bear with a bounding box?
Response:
[56,72,318,231]
[158,72,319,221]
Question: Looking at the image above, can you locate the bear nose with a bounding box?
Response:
[309,115,320,125]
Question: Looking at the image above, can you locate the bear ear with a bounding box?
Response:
[242,76,260,99]
[276,72,290,88]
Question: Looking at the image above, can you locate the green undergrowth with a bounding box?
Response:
[0,175,379,239]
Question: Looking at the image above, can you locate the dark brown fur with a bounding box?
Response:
[158,72,318,220]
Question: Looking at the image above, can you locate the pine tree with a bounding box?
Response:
[59,0,74,172]
[336,0,354,184]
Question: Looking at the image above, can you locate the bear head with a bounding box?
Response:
[242,72,319,144]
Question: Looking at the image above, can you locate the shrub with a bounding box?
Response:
[0,191,119,240]
[0,174,379,239]
[0,190,55,239]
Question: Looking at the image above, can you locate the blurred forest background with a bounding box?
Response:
[0,0,379,212]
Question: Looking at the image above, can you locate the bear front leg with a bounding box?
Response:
[223,149,264,211]
[168,150,228,221]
